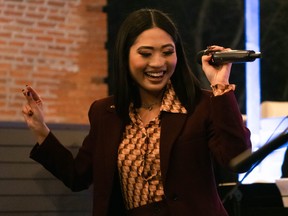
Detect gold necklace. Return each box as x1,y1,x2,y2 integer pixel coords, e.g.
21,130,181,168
141,102,159,111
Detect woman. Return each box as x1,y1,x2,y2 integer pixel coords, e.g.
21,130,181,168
22,8,251,216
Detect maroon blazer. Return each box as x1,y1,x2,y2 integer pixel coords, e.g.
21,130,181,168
30,90,251,216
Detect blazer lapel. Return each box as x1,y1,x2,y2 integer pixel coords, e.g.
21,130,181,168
102,105,124,180
160,112,188,185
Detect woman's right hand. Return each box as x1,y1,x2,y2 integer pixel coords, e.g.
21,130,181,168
22,85,50,144
201,45,232,86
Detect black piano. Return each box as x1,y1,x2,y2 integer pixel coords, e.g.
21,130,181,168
218,183,288,216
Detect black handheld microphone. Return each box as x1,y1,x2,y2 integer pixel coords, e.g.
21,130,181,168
196,49,261,65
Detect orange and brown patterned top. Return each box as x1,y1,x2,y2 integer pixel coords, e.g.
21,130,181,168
117,82,187,210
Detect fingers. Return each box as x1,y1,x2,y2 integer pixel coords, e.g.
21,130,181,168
203,45,231,56
205,45,231,51
206,45,224,52
26,86,42,102
201,45,232,85
202,45,232,67
22,85,43,118
22,85,42,105
22,104,33,117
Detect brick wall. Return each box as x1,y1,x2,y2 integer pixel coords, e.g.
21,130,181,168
0,0,108,124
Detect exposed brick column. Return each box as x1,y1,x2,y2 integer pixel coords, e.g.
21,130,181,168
0,0,108,124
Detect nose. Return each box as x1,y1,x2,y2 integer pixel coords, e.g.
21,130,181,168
149,53,165,68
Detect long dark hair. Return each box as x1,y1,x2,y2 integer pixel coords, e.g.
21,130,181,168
113,8,201,122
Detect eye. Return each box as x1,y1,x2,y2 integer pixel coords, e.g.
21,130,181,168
163,50,175,56
139,52,151,57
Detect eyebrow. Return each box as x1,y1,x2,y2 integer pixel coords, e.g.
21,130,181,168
137,44,175,50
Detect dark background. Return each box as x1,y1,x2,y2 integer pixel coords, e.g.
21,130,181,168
104,0,288,114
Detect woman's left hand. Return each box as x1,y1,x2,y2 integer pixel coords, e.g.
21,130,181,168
201,45,232,85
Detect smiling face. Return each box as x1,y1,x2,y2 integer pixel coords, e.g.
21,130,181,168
129,27,177,98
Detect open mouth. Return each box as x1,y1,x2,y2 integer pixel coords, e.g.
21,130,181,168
145,71,166,78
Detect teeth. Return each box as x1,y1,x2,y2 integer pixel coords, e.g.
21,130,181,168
146,71,164,77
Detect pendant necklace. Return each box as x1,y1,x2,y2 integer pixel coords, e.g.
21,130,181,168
141,102,159,111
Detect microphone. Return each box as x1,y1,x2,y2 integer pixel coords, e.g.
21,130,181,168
196,49,261,65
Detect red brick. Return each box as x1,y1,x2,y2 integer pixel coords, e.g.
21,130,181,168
26,0,45,4
0,32,12,38
35,35,54,42
26,27,44,34
22,49,40,56
37,21,57,28
9,41,25,47
46,30,65,37
26,12,45,19
0,17,12,23
14,33,33,40
47,15,66,22
47,1,65,7
0,63,12,70
4,10,23,17
55,38,74,44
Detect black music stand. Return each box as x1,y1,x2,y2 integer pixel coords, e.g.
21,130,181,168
219,130,288,216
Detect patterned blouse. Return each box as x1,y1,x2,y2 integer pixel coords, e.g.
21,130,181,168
117,82,187,209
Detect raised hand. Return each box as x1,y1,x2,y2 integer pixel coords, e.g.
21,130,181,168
22,85,50,144
201,45,232,86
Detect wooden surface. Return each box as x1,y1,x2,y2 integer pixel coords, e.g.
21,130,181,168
0,122,92,215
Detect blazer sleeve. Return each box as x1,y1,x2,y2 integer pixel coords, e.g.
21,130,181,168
207,91,252,169
30,101,100,192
